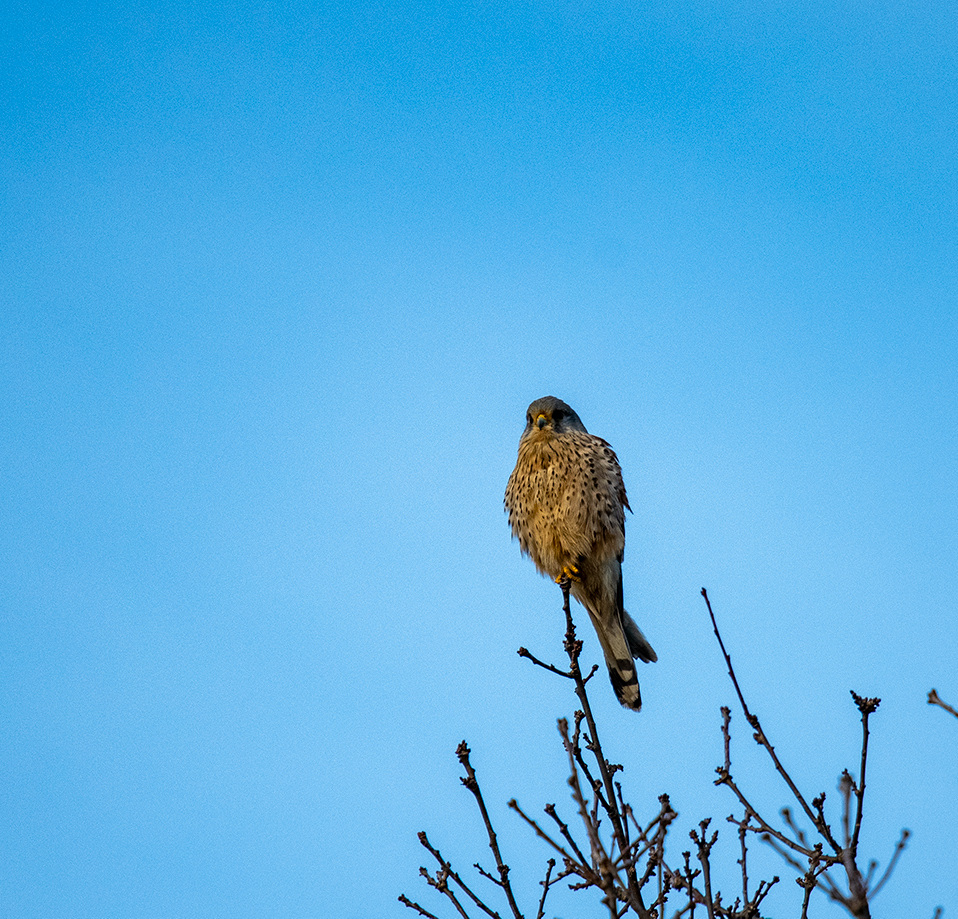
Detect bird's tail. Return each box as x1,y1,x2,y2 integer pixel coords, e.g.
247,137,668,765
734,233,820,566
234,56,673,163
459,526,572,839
584,606,655,711
623,610,657,664
571,562,657,711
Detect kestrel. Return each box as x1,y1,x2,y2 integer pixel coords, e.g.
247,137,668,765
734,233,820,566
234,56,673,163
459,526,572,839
504,396,657,711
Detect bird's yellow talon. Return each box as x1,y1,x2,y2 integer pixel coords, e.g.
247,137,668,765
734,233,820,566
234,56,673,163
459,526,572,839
555,564,581,583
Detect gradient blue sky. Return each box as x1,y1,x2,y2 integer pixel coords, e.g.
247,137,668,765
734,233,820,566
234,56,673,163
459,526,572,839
3,2,957,917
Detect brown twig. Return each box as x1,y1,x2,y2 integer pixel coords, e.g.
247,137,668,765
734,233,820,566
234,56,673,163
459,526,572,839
399,893,444,919
849,691,879,855
456,742,524,919
736,820,749,907
927,688,958,719
545,801,594,870
717,714,826,862
702,589,911,919
868,829,910,898
416,831,497,918
702,589,830,843
517,646,575,679
797,848,831,919
508,798,576,866
534,859,556,919
558,716,619,917
557,579,653,918
690,820,718,919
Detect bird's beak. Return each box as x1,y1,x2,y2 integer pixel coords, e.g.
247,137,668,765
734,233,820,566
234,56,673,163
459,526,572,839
536,414,547,429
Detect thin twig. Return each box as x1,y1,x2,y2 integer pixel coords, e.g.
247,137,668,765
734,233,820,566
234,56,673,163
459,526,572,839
518,646,574,679
559,580,652,919
418,831,501,919
508,799,576,866
718,771,815,858
869,829,910,898
798,849,830,919
737,821,749,906
690,821,718,919
850,691,879,854
544,801,594,870
702,588,829,843
535,859,556,919
558,716,618,918
927,689,958,718
780,806,811,850
457,742,524,919
399,893,444,919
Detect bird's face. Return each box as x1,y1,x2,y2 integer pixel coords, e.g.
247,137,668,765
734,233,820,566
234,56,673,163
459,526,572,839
520,396,587,442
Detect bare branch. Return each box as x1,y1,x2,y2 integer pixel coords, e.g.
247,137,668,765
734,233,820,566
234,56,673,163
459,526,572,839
508,799,576,865
690,820,718,919
702,589,831,842
797,848,831,919
544,801,593,870
702,590,913,919
409,587,909,919
399,893,444,919
558,579,653,919
456,743,523,919
927,688,958,719
849,691,879,854
737,820,749,906
418,831,501,919
868,829,910,898
558,716,618,917
517,646,574,679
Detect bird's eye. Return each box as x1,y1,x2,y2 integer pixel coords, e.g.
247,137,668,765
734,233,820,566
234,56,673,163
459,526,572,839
553,409,565,422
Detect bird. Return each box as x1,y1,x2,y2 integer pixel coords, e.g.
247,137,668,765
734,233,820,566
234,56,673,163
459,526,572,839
504,396,656,710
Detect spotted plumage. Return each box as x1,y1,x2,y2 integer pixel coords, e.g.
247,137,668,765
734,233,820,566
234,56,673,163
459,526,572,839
504,396,656,711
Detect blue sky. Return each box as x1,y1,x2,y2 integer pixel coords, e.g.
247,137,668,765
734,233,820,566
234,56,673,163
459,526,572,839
3,1,957,917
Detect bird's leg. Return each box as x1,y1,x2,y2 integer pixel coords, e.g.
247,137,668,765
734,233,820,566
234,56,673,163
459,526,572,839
555,563,581,583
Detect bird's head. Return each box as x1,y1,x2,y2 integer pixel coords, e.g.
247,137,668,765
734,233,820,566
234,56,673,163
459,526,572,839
520,396,588,442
